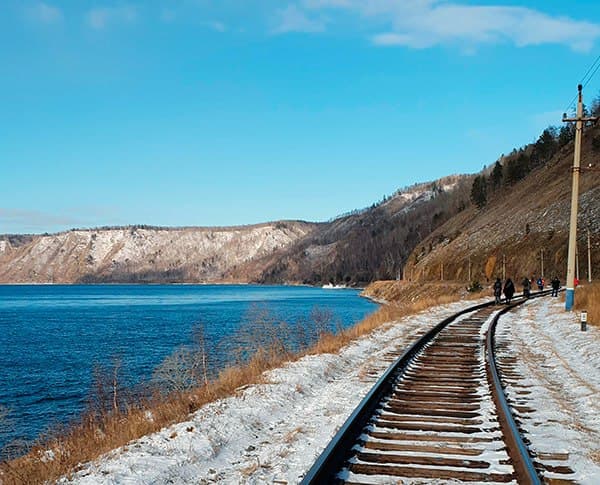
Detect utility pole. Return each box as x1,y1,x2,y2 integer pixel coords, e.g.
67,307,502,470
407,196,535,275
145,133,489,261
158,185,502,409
540,248,544,278
576,250,580,281
440,262,444,281
502,254,506,281
562,84,598,310
588,228,592,282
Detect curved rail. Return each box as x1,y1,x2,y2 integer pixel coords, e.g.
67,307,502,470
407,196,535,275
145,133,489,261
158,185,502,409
301,299,494,484
486,292,554,485
302,291,551,484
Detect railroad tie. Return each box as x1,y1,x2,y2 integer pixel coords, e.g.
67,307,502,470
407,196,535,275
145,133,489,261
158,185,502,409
344,307,515,483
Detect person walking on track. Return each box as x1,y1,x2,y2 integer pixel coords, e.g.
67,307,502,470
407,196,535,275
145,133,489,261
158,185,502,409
493,278,502,304
503,278,515,304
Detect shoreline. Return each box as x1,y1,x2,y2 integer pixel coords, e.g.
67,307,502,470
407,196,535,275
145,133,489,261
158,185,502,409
0,281,368,288
0,285,376,461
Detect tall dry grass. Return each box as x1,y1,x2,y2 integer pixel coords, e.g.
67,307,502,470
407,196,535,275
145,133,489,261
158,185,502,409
574,282,600,326
0,282,472,485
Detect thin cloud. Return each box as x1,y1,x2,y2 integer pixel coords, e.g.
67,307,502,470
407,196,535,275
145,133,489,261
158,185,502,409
273,4,326,34
302,0,600,52
86,5,138,30
25,2,63,25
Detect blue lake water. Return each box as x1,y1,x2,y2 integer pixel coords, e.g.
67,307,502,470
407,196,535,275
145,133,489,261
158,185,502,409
0,284,377,454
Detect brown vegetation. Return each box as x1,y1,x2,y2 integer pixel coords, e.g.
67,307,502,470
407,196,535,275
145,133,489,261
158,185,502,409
0,282,470,484
362,280,492,304
258,175,473,285
404,122,600,286
574,282,600,326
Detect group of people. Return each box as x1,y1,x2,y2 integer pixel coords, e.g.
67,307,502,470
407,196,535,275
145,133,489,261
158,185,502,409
493,275,561,304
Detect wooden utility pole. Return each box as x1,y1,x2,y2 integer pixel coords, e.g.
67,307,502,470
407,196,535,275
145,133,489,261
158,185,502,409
562,84,598,310
540,248,544,278
440,262,444,281
588,228,592,282
502,254,506,281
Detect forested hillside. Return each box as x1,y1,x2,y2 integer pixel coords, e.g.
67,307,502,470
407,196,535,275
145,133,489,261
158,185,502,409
258,105,600,286
255,176,473,285
1,105,599,285
403,118,600,284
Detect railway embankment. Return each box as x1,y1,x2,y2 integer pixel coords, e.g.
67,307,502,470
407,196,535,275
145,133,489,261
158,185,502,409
4,283,598,483
53,294,599,484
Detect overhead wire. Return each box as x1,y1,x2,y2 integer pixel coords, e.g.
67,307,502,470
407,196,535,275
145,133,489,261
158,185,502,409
565,52,600,112
583,59,600,89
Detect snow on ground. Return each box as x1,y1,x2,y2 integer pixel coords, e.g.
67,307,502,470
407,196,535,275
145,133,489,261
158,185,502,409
496,296,600,484
62,296,600,484
62,300,481,484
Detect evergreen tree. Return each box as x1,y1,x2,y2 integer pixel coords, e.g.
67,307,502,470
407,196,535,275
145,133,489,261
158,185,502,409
532,127,558,167
558,124,575,147
470,175,487,209
590,95,600,117
490,161,503,189
504,153,529,185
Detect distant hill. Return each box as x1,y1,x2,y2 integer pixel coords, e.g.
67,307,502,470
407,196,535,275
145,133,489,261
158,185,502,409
1,122,598,285
254,175,473,285
0,222,315,283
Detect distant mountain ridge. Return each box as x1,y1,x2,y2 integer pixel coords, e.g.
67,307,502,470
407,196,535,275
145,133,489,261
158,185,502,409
256,175,472,285
0,176,471,284
0,222,315,283
1,122,599,285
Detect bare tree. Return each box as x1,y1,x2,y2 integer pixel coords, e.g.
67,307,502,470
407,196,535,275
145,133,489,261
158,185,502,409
152,322,214,394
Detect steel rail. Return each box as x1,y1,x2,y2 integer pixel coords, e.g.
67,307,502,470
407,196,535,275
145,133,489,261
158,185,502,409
485,290,556,485
300,299,494,484
301,290,553,484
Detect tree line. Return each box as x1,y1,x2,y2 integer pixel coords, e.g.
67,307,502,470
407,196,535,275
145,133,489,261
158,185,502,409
471,90,600,210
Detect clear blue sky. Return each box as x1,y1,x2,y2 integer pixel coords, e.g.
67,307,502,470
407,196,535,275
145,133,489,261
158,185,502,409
2,1,600,233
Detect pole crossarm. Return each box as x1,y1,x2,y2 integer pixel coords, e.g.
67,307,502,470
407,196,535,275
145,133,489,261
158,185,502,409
562,116,598,123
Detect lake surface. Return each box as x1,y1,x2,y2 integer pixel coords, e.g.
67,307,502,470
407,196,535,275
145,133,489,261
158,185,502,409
0,284,377,455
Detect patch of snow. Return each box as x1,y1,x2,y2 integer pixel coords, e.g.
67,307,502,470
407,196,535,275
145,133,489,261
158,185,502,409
61,296,600,484
496,297,600,484
61,300,484,484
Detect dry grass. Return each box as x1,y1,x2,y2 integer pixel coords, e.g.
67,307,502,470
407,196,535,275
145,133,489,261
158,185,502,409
362,280,492,304
0,281,473,485
574,282,600,326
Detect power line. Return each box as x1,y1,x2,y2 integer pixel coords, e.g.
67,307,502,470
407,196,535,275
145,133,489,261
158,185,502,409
565,53,600,112
583,60,600,89
579,53,600,85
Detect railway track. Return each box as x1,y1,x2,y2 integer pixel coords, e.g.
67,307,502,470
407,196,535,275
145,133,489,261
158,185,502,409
302,295,550,484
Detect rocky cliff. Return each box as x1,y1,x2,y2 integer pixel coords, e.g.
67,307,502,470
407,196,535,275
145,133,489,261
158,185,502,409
0,222,315,283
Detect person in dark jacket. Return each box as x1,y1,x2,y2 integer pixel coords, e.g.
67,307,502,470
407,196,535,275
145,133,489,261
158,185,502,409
536,277,544,291
522,277,531,298
503,278,515,303
493,278,502,304
551,276,560,297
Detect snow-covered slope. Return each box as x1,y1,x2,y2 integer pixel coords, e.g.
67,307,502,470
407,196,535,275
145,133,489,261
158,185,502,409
61,300,474,484
496,297,600,483
61,297,600,484
0,222,315,283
